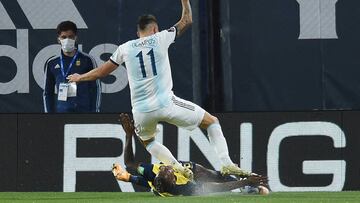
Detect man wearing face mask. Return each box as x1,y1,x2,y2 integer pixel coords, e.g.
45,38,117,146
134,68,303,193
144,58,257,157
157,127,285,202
43,21,101,113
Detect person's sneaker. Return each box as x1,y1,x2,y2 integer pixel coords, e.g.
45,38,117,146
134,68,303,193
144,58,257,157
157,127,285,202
112,163,130,182
221,164,251,177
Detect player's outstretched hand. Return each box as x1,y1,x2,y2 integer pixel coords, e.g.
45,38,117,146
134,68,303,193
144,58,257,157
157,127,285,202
67,73,81,82
119,113,135,137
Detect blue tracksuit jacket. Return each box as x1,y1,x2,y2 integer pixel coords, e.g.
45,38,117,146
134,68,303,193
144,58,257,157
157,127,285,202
43,50,101,113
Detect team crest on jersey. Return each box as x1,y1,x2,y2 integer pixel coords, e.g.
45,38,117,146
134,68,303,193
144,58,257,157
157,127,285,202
54,64,60,69
76,60,81,66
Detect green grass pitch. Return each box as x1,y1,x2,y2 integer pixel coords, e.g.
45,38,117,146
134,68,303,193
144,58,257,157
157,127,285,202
0,192,359,203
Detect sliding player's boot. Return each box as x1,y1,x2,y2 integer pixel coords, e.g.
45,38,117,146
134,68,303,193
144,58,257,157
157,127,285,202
220,164,251,178
112,163,130,182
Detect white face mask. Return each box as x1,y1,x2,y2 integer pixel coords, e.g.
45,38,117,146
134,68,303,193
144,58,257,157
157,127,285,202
59,38,76,53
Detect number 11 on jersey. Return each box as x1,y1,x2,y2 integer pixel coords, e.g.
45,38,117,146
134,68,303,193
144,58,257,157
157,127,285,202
136,48,157,78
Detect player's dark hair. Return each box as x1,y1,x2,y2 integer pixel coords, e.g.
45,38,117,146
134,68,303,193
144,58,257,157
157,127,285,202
137,14,158,31
57,21,78,35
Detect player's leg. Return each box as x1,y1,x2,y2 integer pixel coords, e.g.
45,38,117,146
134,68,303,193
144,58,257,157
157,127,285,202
200,112,251,177
179,161,232,182
199,112,233,166
192,163,237,183
133,110,191,179
145,139,193,179
166,95,250,177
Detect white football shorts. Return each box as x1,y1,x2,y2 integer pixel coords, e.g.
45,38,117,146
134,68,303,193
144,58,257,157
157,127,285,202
133,95,206,141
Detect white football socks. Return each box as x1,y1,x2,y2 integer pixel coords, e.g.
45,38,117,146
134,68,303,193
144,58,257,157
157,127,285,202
146,140,184,171
207,123,234,166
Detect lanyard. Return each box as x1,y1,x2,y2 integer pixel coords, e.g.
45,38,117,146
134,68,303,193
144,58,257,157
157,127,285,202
60,51,79,79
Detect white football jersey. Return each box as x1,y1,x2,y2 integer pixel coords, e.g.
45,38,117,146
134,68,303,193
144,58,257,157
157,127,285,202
110,27,177,112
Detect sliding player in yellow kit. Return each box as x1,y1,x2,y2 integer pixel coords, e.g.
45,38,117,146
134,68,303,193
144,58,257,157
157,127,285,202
111,114,269,197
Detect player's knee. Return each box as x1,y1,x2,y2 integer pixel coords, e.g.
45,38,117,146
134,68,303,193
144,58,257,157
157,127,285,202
200,113,220,129
207,115,219,126
210,115,219,124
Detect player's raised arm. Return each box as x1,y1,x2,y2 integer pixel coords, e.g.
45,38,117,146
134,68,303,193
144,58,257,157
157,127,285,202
174,0,192,37
67,60,118,82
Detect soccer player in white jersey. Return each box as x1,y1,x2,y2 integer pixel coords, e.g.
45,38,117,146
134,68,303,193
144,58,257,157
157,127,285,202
68,0,251,179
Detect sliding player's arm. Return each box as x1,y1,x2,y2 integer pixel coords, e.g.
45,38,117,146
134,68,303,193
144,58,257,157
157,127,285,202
199,176,268,194
120,113,141,169
174,0,192,37
112,163,149,188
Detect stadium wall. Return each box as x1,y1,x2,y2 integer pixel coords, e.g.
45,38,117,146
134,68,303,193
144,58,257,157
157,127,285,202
220,0,360,111
0,112,358,192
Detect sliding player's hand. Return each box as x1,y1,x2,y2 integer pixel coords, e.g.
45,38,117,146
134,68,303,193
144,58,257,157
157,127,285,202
119,113,135,137
250,173,269,187
246,175,268,187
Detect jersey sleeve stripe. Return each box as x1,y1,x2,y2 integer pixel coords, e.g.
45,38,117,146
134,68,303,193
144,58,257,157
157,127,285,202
173,26,178,41
43,55,56,113
168,26,178,42
110,58,119,66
